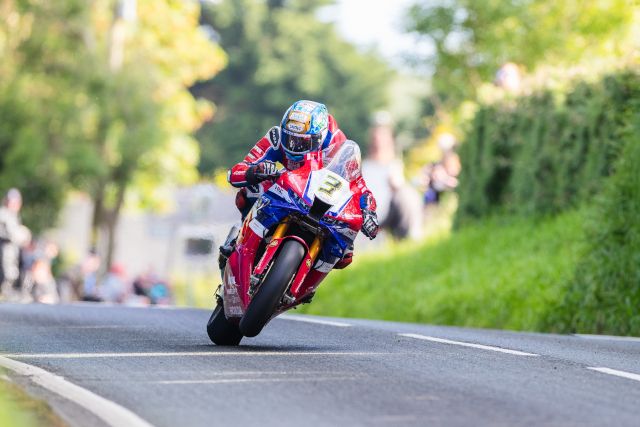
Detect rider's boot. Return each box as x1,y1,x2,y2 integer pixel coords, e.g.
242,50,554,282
334,245,354,269
218,222,241,271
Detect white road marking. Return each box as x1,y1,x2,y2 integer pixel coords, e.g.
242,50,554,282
399,333,539,356
2,351,389,359
575,334,640,342
280,315,352,327
0,355,153,427
588,367,640,382
153,376,361,385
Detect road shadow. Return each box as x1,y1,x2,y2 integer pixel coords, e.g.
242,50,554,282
183,343,338,353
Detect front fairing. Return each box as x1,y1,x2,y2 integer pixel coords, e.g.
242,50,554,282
255,163,362,259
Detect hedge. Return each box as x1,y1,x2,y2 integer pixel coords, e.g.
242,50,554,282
456,70,640,224
548,111,640,335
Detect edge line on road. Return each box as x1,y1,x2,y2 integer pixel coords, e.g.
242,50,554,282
575,334,640,342
280,315,352,327
587,367,640,382
399,333,540,356
2,351,389,359
0,355,154,427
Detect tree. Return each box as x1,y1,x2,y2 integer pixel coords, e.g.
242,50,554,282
194,0,392,173
0,0,227,268
407,0,636,108
79,0,227,267
0,0,90,232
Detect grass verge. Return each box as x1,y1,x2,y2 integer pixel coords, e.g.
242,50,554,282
300,209,586,331
0,371,66,427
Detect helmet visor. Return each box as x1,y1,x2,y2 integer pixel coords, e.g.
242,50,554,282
282,133,319,154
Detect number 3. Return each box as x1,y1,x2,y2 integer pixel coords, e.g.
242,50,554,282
318,175,342,196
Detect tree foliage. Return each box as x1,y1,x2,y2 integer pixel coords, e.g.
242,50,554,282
0,0,226,264
0,0,89,232
407,0,636,107
195,0,392,172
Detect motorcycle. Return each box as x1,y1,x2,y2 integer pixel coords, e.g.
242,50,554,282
207,140,366,345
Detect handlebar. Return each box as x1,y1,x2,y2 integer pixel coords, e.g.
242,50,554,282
255,169,284,182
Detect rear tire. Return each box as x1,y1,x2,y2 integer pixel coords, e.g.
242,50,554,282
207,301,243,346
239,240,305,337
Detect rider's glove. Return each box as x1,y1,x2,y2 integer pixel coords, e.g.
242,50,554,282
247,161,279,184
361,209,379,240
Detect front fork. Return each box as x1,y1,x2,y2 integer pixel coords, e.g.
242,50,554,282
250,217,324,301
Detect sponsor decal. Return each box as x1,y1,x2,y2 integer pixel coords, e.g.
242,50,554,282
286,121,306,133
269,240,278,247
232,170,244,176
295,101,316,112
268,127,280,148
228,305,243,316
289,111,310,123
305,259,312,268
268,184,290,202
284,159,303,170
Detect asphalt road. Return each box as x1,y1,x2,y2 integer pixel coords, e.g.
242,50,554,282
1,303,640,427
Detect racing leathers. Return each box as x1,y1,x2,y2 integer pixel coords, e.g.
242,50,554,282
224,115,378,274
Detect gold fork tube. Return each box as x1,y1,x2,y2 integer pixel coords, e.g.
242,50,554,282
272,219,290,239
308,236,322,262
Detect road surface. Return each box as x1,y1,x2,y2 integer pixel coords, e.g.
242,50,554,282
1,303,639,426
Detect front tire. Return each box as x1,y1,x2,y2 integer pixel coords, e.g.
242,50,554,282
207,301,243,346
239,240,305,337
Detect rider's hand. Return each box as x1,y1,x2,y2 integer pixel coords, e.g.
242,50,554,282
248,161,279,183
361,209,379,240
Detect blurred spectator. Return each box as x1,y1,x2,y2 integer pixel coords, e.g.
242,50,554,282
382,166,423,240
100,263,127,303
81,250,102,302
423,133,461,205
30,241,60,304
495,62,522,93
131,269,172,305
0,189,31,301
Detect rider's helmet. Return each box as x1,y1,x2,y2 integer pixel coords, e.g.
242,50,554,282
280,100,329,162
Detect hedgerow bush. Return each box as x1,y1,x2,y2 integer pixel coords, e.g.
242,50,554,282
456,70,640,224
548,117,640,335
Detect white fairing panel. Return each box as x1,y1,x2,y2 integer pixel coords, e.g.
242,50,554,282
305,169,352,215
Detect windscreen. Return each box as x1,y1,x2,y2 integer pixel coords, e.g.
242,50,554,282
324,140,362,182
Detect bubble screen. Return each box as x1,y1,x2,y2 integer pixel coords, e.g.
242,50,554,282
324,140,362,182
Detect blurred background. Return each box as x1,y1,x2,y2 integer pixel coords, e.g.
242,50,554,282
0,0,638,335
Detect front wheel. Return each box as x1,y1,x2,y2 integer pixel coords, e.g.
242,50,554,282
207,301,243,346
239,239,305,337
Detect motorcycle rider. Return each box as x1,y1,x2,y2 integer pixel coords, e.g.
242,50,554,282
219,100,379,273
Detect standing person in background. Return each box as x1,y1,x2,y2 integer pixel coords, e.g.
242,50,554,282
0,189,31,301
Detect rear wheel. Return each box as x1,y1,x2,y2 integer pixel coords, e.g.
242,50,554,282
207,300,243,346
239,240,305,337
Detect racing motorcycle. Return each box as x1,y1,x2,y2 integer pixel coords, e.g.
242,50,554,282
207,140,365,345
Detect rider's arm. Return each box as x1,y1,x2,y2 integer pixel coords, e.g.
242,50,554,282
355,176,377,212
355,175,379,240
227,127,282,188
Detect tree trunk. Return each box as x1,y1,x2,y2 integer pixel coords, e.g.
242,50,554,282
90,181,106,251
104,181,127,271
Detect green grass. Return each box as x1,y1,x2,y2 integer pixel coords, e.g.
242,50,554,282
300,209,587,331
0,373,65,427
